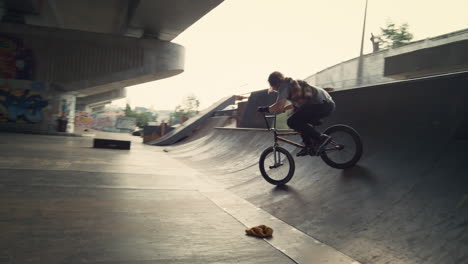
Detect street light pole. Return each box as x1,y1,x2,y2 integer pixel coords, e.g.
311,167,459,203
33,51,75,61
356,0,368,86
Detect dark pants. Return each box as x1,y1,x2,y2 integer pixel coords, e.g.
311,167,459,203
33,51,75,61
287,101,335,145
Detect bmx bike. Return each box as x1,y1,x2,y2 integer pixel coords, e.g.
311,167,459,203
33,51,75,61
259,114,363,185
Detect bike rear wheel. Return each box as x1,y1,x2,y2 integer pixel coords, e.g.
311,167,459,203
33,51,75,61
259,146,295,185
320,125,363,169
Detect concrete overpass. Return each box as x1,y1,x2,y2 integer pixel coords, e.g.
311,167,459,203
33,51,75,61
0,0,224,133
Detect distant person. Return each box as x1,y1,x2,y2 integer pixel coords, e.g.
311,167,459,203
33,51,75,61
257,71,335,156
370,33,380,52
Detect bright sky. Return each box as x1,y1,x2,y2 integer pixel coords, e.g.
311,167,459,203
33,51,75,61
115,0,468,110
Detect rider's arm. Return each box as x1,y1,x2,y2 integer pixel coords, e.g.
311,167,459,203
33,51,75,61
284,104,294,111
268,98,287,114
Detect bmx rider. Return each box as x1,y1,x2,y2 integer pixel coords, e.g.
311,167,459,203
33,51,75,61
257,71,336,156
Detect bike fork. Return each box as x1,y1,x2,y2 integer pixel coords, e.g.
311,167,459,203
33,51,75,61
273,144,280,165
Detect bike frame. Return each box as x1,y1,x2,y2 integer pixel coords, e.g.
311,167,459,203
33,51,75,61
262,114,342,153
263,114,304,148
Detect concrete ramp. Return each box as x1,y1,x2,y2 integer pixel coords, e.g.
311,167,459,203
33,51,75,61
147,95,235,146
165,72,468,264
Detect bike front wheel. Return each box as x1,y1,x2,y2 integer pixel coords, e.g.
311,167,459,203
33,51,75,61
259,146,295,185
320,125,363,169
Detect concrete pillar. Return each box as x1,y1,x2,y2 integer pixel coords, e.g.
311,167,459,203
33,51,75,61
58,93,76,133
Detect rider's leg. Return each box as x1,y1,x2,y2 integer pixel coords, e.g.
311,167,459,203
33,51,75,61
313,102,335,153
288,102,335,155
287,103,327,140
287,105,323,156
296,132,314,156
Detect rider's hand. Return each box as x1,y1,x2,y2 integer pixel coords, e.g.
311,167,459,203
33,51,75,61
257,106,270,113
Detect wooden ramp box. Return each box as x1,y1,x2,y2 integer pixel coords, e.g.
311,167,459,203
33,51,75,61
93,138,131,150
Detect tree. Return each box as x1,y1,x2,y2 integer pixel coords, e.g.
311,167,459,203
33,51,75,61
182,95,200,114
169,95,200,125
375,21,413,49
135,112,155,127
124,104,157,127
124,104,133,116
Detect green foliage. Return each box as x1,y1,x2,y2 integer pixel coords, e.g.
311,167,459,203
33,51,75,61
136,112,157,127
124,104,133,116
377,21,414,49
124,104,158,127
169,95,200,125
169,108,182,126
182,95,200,114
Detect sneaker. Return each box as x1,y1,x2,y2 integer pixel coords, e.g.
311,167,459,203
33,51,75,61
296,147,310,157
308,144,317,156
316,134,332,155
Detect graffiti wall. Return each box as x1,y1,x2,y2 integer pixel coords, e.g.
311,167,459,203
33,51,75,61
0,35,79,134
0,79,78,134
75,111,93,128
0,35,52,133
76,111,136,133
93,115,115,131
91,113,119,132
0,79,49,124
116,116,136,131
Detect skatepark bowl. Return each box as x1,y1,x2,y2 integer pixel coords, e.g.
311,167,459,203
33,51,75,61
0,72,467,264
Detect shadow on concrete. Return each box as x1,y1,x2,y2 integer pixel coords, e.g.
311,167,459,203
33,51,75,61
340,165,378,185
272,184,295,193
270,184,308,207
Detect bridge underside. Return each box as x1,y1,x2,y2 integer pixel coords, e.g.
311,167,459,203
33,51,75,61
0,0,224,133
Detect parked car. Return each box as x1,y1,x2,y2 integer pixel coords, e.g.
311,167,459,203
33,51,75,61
131,128,142,136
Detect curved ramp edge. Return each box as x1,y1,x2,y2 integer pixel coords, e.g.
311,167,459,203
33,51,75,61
167,72,468,264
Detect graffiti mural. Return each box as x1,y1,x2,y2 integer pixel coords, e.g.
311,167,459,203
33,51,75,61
93,115,115,131
91,112,133,132
0,34,40,124
0,35,34,80
0,85,49,123
116,116,136,130
75,111,93,128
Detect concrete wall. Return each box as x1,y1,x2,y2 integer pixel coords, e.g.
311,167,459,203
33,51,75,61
305,29,468,89
384,39,468,79
88,113,136,133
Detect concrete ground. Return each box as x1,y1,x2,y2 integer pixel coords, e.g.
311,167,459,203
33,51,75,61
0,132,357,264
